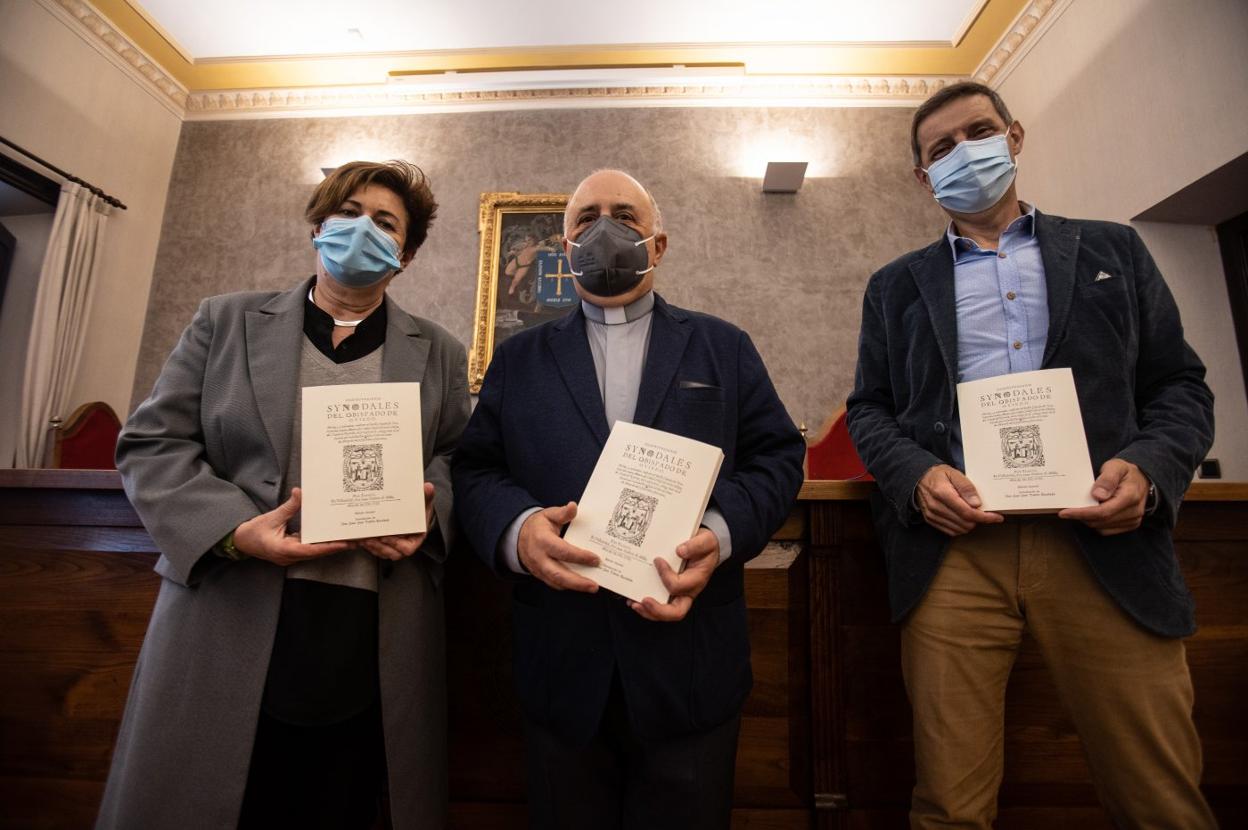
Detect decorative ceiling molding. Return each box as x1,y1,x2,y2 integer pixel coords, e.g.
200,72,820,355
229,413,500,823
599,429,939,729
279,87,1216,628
43,0,1074,122
973,0,1073,87
183,76,963,120
38,0,188,117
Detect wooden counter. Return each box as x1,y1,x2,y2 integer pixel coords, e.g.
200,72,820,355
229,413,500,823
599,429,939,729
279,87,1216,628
0,470,1244,828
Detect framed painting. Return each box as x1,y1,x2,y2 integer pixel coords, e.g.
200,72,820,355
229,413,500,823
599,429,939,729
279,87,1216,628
469,191,575,392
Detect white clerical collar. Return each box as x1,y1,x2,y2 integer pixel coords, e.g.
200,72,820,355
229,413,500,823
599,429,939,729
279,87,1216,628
581,291,655,326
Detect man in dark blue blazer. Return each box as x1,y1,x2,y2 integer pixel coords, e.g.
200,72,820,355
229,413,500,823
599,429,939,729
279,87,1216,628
453,170,805,829
847,82,1217,829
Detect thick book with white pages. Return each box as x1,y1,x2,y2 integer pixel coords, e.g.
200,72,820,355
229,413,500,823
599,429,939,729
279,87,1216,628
300,382,425,543
564,421,724,603
956,368,1097,513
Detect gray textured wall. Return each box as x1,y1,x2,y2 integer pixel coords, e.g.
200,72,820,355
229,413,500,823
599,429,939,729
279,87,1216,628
133,106,945,431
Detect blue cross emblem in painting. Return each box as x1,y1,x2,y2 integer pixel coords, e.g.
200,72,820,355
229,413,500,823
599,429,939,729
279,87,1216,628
534,251,577,308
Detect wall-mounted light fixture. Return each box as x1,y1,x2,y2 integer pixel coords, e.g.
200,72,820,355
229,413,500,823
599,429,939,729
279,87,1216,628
763,161,808,193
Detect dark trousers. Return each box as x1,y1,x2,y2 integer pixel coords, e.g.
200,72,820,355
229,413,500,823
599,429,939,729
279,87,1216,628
238,701,386,830
522,674,741,830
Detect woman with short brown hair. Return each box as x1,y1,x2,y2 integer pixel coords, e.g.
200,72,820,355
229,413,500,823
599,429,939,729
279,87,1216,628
98,160,469,829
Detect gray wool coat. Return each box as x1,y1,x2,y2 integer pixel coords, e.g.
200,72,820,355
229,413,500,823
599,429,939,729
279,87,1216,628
96,279,470,830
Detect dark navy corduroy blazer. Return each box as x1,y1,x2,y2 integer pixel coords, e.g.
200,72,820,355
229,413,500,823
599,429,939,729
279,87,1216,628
452,294,805,743
847,211,1214,638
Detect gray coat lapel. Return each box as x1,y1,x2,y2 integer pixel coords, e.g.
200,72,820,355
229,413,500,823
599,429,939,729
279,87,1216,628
1037,211,1082,366
909,241,960,392
380,296,433,466
632,297,691,428
244,282,307,471
548,308,610,445
380,294,430,385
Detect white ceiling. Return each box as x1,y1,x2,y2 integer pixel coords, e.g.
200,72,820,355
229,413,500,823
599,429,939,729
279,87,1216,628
136,0,985,61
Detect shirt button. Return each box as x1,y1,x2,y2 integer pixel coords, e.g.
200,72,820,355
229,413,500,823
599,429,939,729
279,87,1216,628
1013,340,1023,350
1006,291,1017,300
934,421,946,435
998,252,1007,259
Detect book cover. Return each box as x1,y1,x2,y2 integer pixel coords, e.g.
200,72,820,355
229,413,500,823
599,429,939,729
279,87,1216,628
956,368,1097,513
300,382,425,543
564,422,724,603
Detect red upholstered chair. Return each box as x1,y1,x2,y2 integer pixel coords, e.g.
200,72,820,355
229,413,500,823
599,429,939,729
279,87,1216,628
804,404,873,481
47,401,121,469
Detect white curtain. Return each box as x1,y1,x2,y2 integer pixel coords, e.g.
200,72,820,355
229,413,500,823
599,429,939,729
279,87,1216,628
15,183,112,467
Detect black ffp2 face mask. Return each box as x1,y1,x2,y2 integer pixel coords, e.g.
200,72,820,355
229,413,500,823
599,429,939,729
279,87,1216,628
567,216,654,297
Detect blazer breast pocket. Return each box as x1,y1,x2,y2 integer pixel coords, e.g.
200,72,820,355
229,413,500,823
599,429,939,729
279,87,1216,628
1077,273,1125,293
676,380,725,402
1075,271,1130,314
1071,280,1131,355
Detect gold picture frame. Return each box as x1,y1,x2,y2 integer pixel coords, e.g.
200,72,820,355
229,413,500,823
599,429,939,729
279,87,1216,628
469,191,572,393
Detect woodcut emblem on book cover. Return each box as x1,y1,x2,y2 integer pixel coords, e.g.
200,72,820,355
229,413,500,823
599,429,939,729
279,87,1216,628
1000,425,1045,469
606,489,658,546
343,444,385,491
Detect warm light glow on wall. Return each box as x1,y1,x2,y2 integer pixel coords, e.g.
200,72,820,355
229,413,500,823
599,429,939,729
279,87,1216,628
735,130,839,179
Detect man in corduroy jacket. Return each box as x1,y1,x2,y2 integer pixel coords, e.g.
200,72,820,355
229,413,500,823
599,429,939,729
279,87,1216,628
847,81,1217,829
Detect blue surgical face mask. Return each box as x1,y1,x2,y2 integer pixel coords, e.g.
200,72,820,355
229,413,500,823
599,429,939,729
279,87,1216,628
924,132,1017,214
313,215,403,288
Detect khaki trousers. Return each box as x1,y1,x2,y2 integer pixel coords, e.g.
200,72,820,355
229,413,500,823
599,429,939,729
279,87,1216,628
902,518,1216,829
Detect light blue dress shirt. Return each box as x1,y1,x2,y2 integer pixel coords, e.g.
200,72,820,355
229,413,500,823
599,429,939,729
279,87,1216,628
949,206,1049,467
501,291,732,574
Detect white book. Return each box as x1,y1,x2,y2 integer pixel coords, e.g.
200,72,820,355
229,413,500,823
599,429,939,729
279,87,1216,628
564,422,725,603
300,382,425,543
956,368,1097,513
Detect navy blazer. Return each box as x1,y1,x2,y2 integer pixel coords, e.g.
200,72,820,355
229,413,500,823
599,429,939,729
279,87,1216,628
452,294,805,743
846,212,1214,638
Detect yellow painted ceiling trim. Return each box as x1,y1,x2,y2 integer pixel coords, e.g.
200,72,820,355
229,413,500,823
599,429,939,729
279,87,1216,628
119,0,193,63
91,0,1028,91
88,0,192,82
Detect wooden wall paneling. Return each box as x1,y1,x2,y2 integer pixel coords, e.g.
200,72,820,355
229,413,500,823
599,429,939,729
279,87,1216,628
3,472,1246,830
0,476,158,830
807,502,847,828
1176,506,1248,821
741,542,812,810
785,543,813,816
0,489,143,528
729,808,815,828
834,499,910,816
1174,501,1248,541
